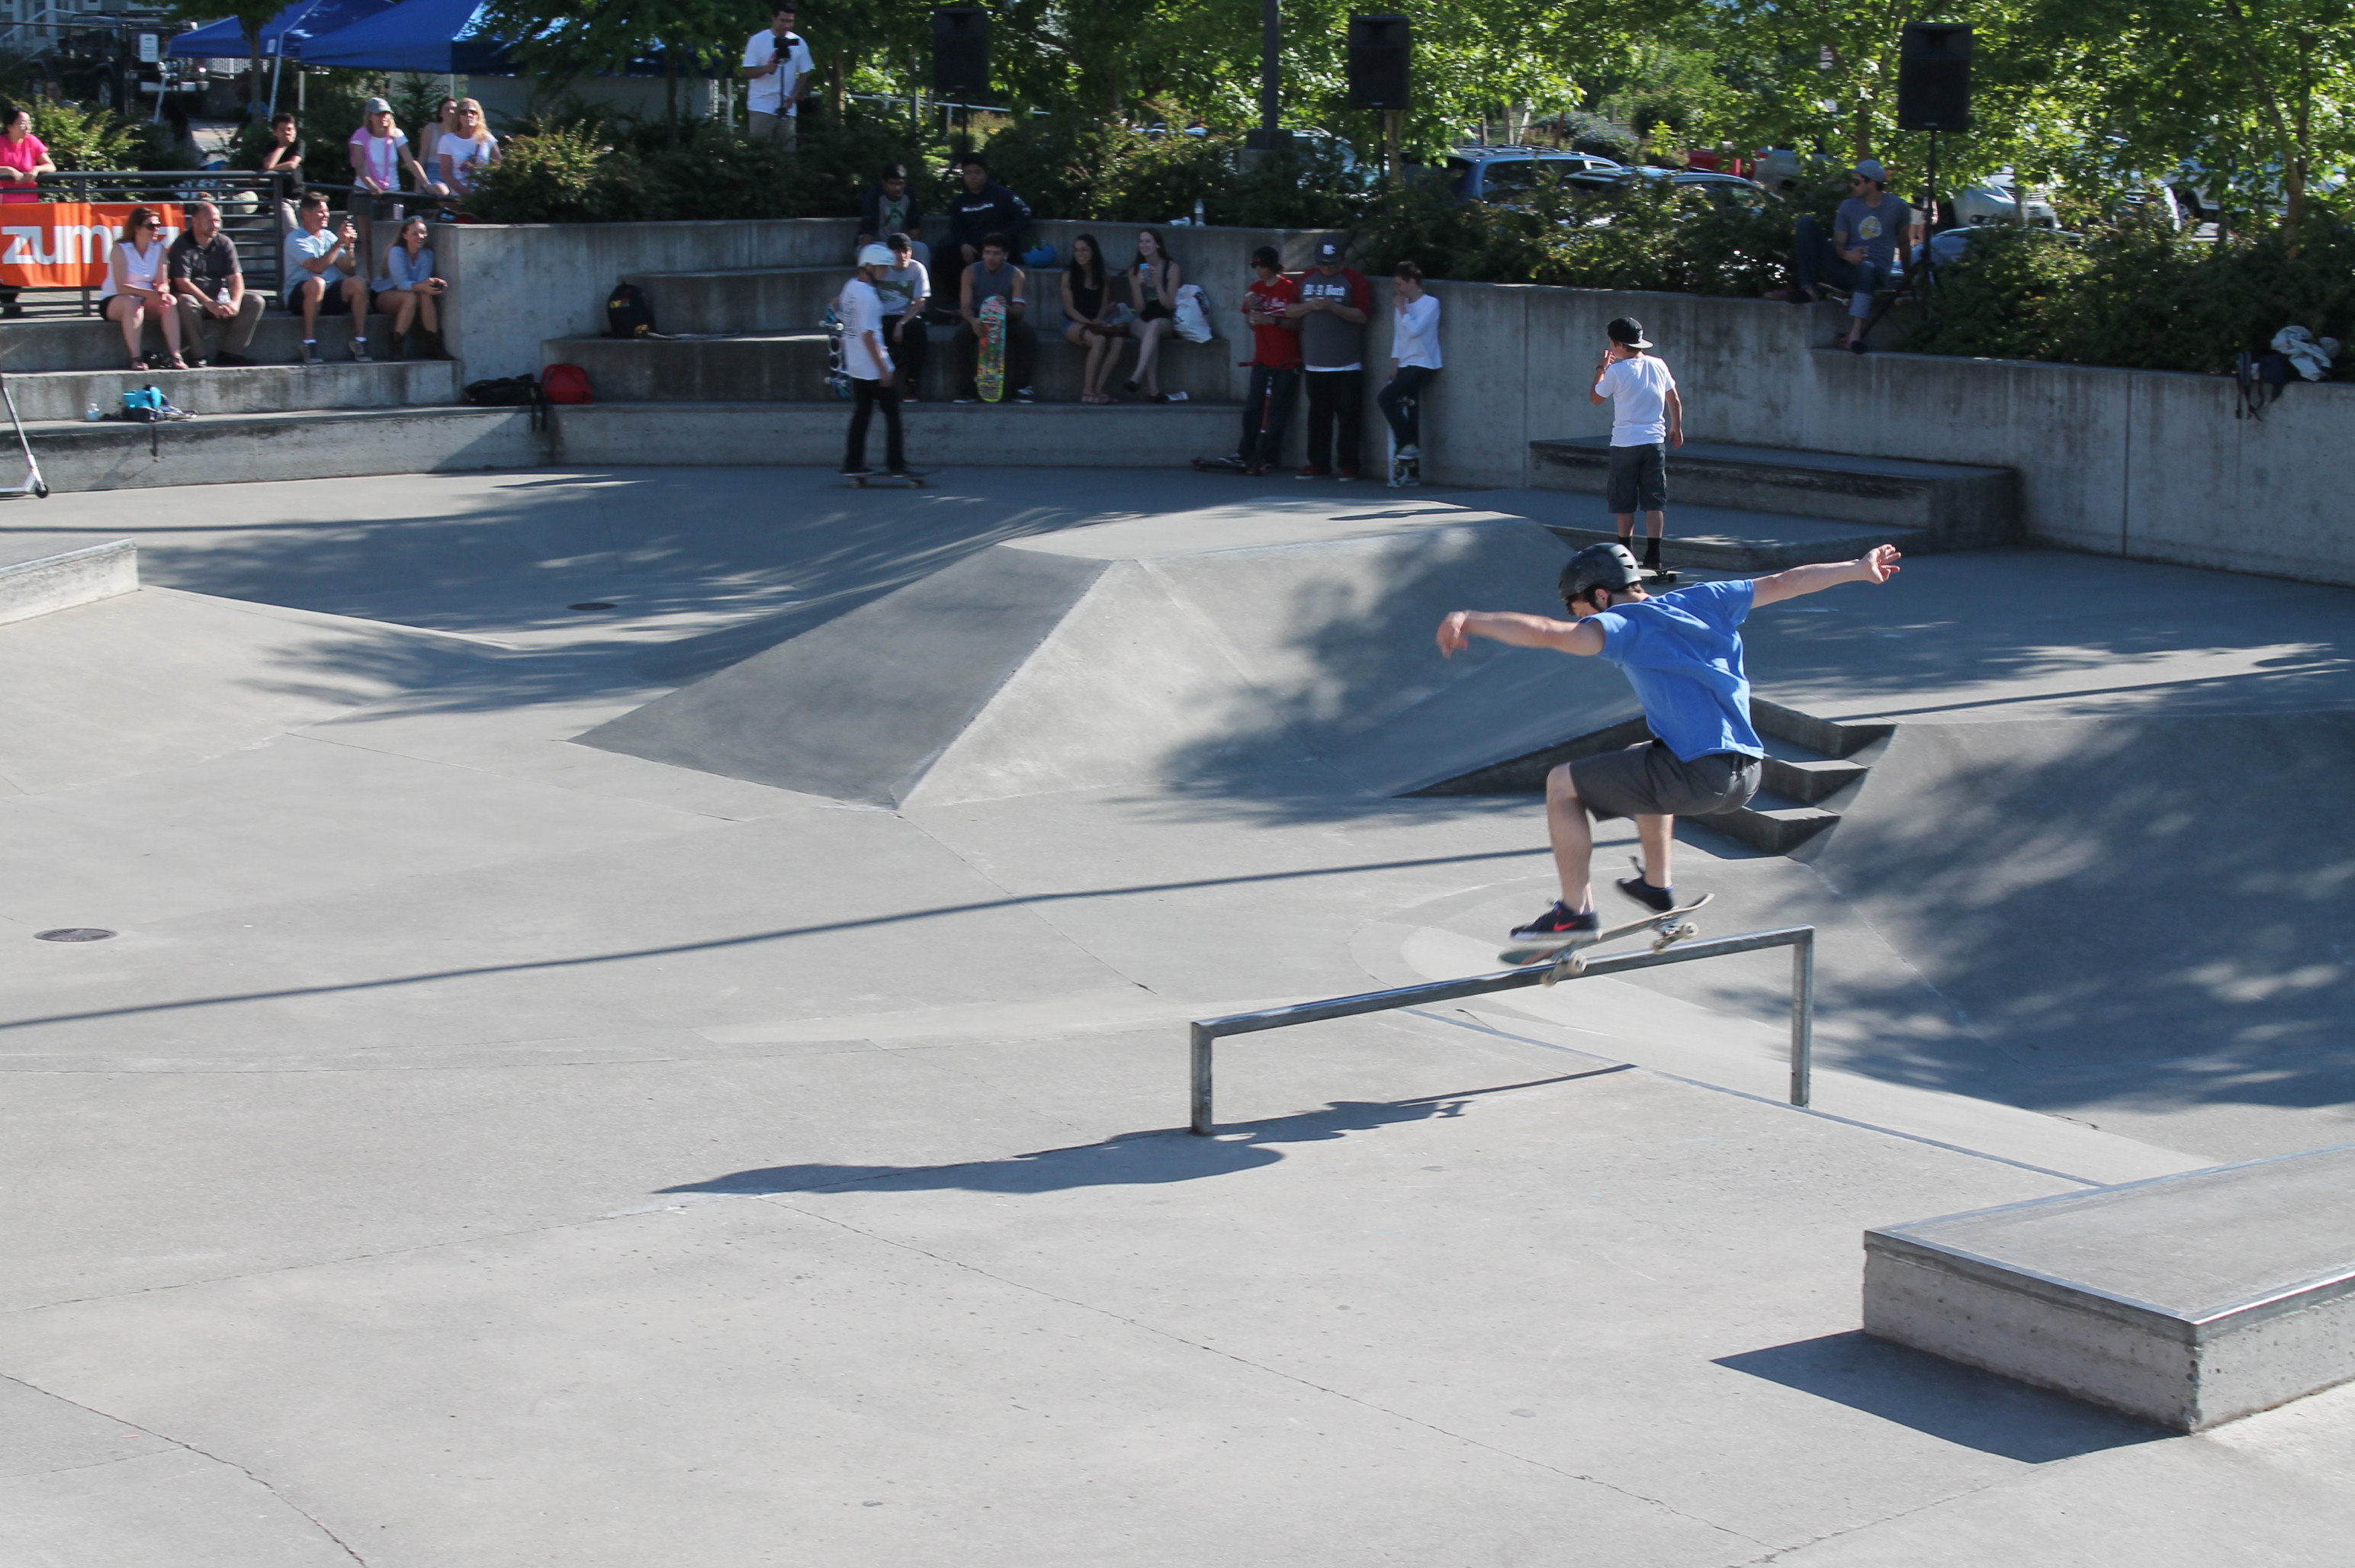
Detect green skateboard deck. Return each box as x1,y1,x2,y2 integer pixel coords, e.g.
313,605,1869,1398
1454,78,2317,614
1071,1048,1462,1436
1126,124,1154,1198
977,296,1007,403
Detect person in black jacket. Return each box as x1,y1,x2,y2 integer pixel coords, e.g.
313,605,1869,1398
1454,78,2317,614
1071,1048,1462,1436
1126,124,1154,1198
857,165,928,265
943,154,1031,267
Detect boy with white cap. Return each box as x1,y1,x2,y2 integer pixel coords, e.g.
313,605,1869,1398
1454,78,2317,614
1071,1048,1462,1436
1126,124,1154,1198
1590,315,1681,577
840,244,908,477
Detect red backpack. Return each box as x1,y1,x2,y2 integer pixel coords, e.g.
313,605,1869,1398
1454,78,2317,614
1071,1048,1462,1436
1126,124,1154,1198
541,363,593,404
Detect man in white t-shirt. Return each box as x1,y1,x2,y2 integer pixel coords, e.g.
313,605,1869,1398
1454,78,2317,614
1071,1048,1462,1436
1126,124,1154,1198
840,244,906,477
1589,316,1683,576
741,5,814,149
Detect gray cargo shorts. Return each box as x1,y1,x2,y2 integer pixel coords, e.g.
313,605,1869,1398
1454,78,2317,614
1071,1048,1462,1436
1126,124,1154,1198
1566,740,1761,821
1606,441,1668,513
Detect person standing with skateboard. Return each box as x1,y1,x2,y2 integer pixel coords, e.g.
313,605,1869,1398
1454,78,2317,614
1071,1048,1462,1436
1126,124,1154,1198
1592,316,1681,579
1200,246,1302,474
1435,540,1903,952
840,244,908,479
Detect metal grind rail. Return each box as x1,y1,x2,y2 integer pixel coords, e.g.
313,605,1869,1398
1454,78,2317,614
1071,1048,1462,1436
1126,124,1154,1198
1188,925,1816,1135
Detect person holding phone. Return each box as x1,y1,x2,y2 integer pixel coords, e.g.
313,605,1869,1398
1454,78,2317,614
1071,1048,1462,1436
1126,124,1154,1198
371,216,450,359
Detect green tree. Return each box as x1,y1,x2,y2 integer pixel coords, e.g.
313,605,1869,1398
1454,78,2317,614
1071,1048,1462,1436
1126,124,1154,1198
480,0,746,130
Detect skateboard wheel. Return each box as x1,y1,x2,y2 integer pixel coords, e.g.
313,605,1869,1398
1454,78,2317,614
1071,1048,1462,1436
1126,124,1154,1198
1675,922,1698,940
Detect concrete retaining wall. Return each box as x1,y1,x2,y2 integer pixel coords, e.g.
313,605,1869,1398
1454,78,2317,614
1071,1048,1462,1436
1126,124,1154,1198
440,216,2353,585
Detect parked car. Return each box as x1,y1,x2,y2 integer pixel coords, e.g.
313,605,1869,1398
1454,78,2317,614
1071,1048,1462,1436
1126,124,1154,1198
1952,169,2061,228
1447,148,1625,202
1629,165,1769,210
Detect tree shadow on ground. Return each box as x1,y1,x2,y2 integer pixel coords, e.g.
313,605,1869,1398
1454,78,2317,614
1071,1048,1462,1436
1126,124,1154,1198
658,1069,1629,1199
1716,1331,2167,1463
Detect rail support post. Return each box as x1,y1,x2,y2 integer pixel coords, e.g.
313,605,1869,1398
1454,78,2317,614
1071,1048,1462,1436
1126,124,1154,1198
1790,928,1815,1108
1190,1021,1216,1137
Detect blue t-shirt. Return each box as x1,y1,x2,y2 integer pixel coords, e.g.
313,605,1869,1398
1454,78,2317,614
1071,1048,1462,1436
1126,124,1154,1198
1590,579,1764,760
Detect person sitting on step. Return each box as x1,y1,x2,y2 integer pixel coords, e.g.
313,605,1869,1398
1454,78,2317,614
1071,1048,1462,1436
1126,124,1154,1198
370,216,450,359
167,200,264,367
281,193,370,365
953,233,1034,404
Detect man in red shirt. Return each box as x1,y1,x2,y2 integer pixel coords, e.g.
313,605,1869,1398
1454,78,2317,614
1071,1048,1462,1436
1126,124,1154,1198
1221,245,1303,475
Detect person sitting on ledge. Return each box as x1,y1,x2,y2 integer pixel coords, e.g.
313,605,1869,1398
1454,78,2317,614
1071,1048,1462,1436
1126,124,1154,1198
167,200,264,367
371,216,450,359
1772,157,1921,349
858,165,929,267
953,233,1034,404
944,153,1030,268
282,193,370,366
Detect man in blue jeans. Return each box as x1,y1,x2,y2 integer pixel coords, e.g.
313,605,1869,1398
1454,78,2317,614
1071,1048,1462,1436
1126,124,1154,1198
1436,539,1904,951
1784,159,1923,349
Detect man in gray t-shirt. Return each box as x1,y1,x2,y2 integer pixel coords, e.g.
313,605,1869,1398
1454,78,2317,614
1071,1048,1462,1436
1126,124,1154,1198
1786,157,1921,348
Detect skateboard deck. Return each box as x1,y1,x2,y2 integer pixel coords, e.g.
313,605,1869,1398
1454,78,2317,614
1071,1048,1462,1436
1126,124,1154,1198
1387,448,1420,487
846,469,932,489
976,296,1007,403
1496,892,1714,969
1640,566,1680,585
1191,455,1251,473
821,301,851,400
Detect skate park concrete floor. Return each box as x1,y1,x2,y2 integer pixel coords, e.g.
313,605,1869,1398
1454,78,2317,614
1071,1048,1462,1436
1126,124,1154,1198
2,465,2353,1566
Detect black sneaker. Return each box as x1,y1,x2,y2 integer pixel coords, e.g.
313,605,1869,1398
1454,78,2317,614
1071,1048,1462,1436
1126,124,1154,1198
1508,901,1600,948
1014,387,1035,403
1616,875,1676,914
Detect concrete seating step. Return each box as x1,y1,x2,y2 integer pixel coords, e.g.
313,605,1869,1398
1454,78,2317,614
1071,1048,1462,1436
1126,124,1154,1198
544,327,1235,407
25,404,541,493
1866,1142,2355,1431
1529,435,2016,549
0,532,136,626
5,358,461,421
1697,792,1842,854
1534,493,1929,573
625,265,845,336
1758,735,1868,804
1,311,439,374
1750,696,1894,760
547,400,1248,471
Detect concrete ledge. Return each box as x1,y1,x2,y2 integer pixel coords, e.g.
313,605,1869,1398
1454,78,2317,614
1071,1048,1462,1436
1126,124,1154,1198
1531,436,2018,550
8,360,461,421
550,400,1245,468
546,329,1235,406
29,406,544,492
0,532,137,625
1,311,432,374
1541,516,1928,570
1865,1142,2355,1431
625,265,842,336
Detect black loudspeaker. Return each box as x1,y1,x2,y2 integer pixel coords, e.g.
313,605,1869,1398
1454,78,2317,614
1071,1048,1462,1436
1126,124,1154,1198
1346,15,1410,111
1897,23,1972,132
932,8,989,101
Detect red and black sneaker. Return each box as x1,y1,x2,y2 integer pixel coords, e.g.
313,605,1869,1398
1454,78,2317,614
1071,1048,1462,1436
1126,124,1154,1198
1508,901,1601,949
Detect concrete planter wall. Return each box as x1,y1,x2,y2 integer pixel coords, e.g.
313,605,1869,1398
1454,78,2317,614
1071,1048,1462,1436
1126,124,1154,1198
436,214,2354,586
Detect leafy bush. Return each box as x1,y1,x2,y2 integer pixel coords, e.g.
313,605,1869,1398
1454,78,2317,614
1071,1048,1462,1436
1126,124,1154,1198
975,115,1373,227
978,112,1141,221
1355,175,1792,297
1901,214,2355,374
465,113,920,223
29,101,138,171
463,119,623,223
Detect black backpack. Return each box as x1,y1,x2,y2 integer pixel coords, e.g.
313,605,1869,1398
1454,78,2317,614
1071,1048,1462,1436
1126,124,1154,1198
606,281,658,339
464,374,541,406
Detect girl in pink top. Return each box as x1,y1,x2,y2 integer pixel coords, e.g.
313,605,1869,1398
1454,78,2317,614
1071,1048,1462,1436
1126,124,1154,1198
0,107,52,316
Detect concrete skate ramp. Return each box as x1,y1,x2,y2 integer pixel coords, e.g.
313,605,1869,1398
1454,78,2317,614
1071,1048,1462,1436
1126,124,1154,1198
1809,711,2355,1117
582,500,1628,807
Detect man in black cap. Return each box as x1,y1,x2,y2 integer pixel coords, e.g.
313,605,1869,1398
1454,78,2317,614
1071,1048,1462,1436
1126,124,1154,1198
1590,316,1681,576
1436,540,1903,953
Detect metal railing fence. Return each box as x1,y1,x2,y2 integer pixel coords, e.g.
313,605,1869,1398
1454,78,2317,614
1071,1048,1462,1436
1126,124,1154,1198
1187,925,1817,1135
6,169,294,315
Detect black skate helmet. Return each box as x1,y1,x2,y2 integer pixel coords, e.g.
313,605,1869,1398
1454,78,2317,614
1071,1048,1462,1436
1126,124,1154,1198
1560,542,1643,606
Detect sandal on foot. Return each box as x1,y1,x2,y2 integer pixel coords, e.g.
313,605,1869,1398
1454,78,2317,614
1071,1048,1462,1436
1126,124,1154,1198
127,356,148,371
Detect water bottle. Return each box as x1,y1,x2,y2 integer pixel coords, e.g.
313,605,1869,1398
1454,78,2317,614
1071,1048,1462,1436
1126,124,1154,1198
83,401,101,422
1193,198,1206,227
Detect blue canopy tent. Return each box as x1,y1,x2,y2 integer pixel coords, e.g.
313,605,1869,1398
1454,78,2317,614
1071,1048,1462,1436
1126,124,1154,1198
293,0,518,75
166,0,401,62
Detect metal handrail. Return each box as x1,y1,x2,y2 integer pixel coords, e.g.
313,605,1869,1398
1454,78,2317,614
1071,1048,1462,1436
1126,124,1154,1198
1188,925,1817,1134
7,169,296,312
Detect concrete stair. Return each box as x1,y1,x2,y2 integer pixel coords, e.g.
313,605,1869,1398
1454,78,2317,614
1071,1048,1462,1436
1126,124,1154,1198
2,311,445,374
6,360,461,422
626,265,844,336
1538,498,1927,574
1406,696,1892,859
23,405,542,492
546,327,1236,407
1529,436,2016,554
547,400,1249,469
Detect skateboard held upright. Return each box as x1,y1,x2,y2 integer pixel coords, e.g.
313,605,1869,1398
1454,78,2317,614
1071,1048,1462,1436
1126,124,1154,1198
820,301,852,400
976,296,1007,403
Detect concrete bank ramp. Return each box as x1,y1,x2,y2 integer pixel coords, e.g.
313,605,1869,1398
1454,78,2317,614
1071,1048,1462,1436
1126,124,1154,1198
581,498,1631,807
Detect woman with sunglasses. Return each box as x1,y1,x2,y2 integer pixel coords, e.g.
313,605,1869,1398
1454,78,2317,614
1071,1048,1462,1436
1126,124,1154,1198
98,207,185,371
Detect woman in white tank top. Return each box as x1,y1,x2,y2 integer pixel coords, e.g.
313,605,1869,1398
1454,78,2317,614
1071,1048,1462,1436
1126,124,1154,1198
98,205,184,370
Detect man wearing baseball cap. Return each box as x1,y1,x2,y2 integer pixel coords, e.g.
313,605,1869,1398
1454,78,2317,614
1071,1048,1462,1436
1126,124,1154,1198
1291,236,1372,480
1589,316,1681,577
839,244,908,477
1781,158,1921,348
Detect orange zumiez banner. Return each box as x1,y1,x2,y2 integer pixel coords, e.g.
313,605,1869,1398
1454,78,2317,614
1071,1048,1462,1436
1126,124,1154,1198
0,203,183,289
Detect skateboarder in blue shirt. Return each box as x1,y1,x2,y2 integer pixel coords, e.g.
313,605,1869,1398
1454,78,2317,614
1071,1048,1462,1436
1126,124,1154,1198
1437,539,1903,949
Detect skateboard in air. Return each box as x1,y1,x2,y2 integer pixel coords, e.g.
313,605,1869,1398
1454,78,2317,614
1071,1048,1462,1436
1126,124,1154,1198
844,469,933,489
975,295,1007,403
820,300,851,400
1496,892,1714,972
